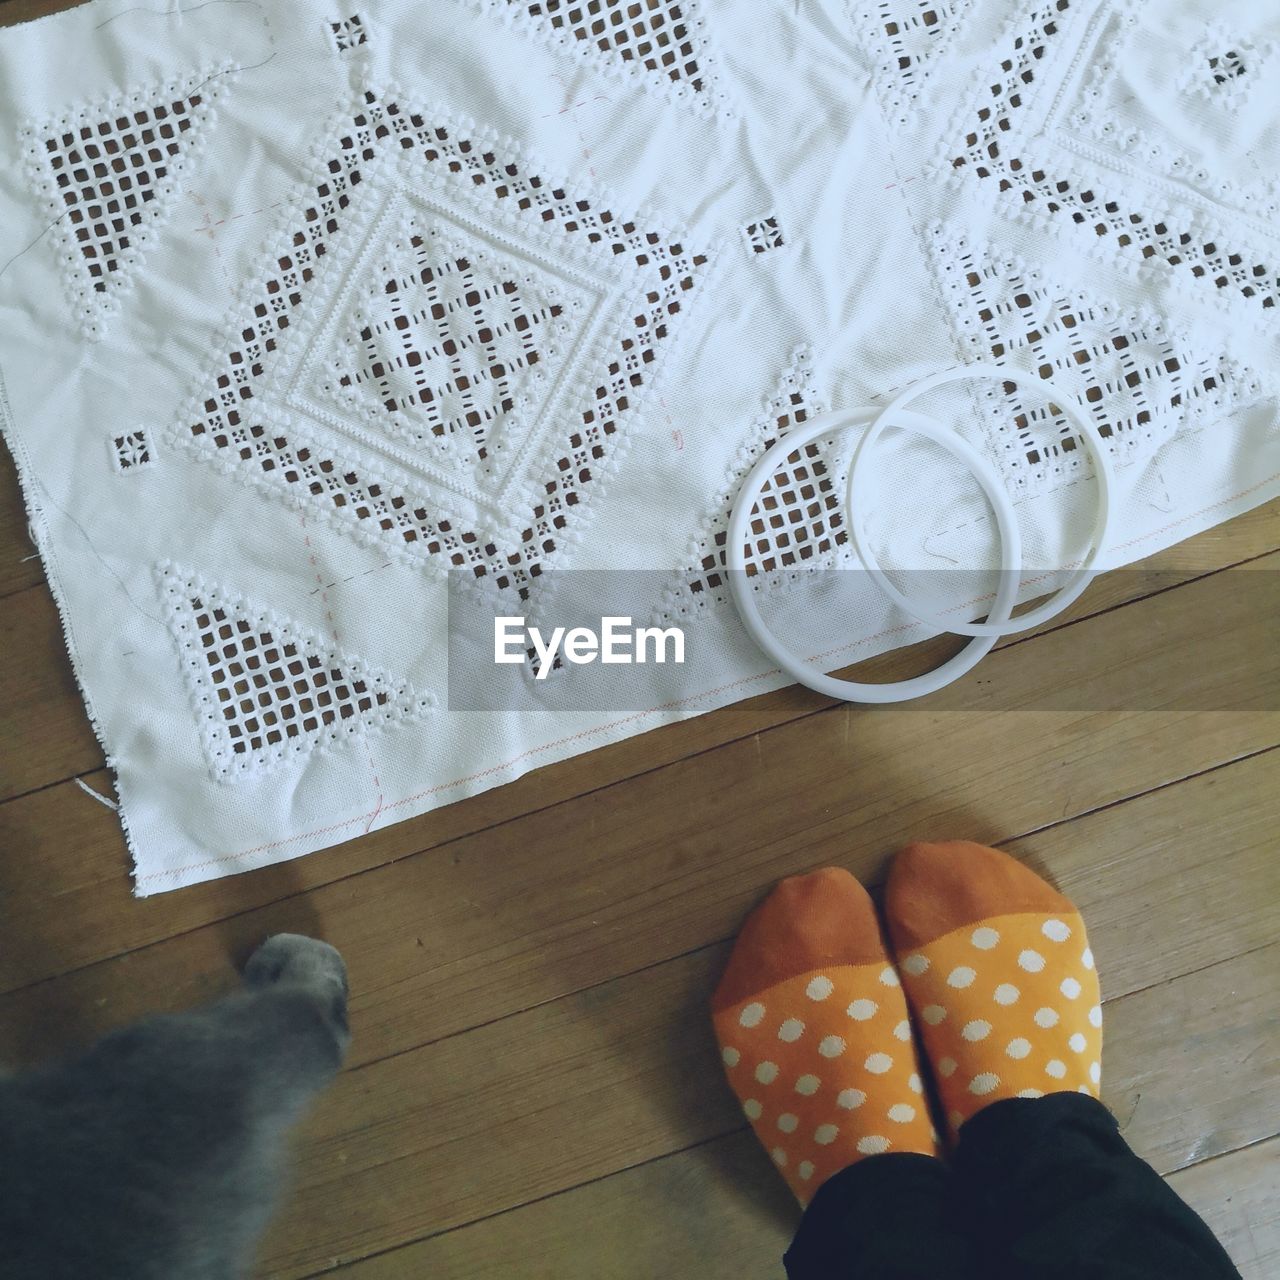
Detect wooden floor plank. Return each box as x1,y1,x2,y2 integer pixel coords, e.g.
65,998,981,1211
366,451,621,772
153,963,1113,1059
2,737,1274,1077
0,449,43,599
0,0,85,28
1033,750,1280,1001
326,1129,795,1280
3,748,1273,1275
1170,1139,1280,1280
2,499,1277,806
325,1128,1280,1280
256,937,1279,1277
0,588,104,798
0,560,1275,1032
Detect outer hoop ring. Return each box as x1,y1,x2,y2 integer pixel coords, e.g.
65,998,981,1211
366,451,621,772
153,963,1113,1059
846,363,1116,637
726,406,1022,704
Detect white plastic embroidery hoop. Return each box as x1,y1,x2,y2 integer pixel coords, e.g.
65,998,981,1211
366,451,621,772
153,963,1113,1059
846,364,1116,637
726,406,1022,704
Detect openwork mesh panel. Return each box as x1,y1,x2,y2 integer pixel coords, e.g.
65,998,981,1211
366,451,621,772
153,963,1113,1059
160,567,427,778
858,0,973,125
525,0,706,89
184,92,708,599
665,347,843,620
42,91,203,290
333,222,564,457
934,235,1257,490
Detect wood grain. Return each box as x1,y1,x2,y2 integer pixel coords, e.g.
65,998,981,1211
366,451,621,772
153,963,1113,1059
1172,1139,1280,1280
325,1128,1280,1280
256,938,1279,1276
0,449,43,599
0,483,1274,1280
2,747,1274,1276
0,0,86,27
2,739,1274,1072
0,588,104,798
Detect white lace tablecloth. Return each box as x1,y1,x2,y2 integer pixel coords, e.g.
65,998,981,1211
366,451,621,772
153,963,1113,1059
1,0,1276,892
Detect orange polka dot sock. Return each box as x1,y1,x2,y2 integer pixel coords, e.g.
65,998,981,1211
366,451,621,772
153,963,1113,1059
884,840,1102,1140
711,868,938,1204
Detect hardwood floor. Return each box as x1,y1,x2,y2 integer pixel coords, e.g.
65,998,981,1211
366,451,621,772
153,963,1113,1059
1,2,1278,1272
2,419,1276,1277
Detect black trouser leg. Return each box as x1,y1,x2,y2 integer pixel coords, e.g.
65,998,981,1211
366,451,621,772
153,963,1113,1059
954,1093,1242,1279
785,1153,979,1279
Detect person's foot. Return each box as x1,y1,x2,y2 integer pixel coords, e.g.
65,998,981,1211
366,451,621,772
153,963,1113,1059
712,869,937,1203
885,840,1102,1139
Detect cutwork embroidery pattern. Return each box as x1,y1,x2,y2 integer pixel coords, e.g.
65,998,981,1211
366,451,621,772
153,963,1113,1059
663,346,841,620
22,70,223,338
932,232,1264,492
947,0,1280,310
743,215,785,255
112,429,153,471
321,206,571,465
331,15,368,51
1185,29,1276,112
159,563,431,780
1067,12,1279,218
483,0,721,109
178,90,709,600
855,0,972,127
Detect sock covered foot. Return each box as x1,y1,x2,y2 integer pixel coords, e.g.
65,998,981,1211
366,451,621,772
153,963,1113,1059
712,868,937,1203
885,840,1102,1139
